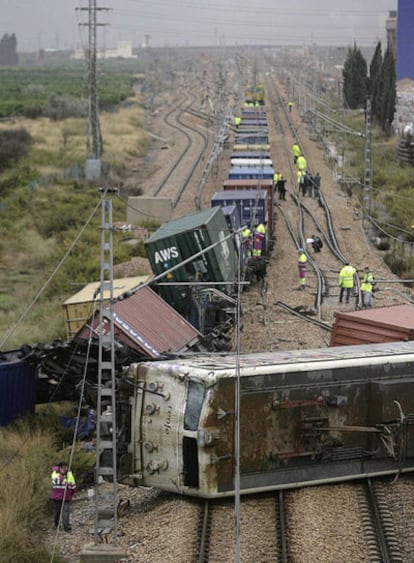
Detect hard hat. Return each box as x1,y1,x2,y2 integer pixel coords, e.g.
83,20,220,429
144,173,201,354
298,248,304,252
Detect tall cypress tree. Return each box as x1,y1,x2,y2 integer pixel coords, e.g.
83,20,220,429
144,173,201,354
342,43,368,109
0,33,18,65
369,42,383,122
379,46,396,136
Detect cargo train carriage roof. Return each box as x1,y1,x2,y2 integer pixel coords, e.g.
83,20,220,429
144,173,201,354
238,126,268,131
231,152,271,159
224,179,273,187
213,189,268,201
142,341,414,381
233,145,270,151
235,135,269,141
230,159,273,167
146,206,226,242
229,166,274,172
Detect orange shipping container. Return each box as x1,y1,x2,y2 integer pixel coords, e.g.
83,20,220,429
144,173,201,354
330,304,414,346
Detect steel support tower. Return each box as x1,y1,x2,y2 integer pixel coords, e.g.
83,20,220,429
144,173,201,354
94,188,119,541
363,98,373,234
77,1,109,160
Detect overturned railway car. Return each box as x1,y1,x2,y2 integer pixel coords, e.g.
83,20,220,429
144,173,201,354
119,341,414,498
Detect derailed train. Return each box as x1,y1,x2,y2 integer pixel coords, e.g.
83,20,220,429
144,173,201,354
116,341,414,498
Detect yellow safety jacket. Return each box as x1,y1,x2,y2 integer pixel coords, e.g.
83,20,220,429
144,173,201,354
296,155,307,171
361,271,374,292
338,265,356,288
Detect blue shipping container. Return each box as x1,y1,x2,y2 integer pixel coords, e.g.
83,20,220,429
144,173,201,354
235,135,269,145
212,190,268,231
221,204,241,234
221,205,243,263
228,167,274,180
231,151,271,160
0,352,36,426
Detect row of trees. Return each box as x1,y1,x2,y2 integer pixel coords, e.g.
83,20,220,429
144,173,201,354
342,42,396,136
0,33,18,65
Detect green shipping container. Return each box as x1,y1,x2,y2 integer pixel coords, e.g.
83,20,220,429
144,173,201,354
145,207,238,316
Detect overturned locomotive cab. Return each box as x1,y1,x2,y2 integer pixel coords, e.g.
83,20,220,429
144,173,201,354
119,342,414,498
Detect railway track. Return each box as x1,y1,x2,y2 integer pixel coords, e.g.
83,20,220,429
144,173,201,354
197,493,288,562
194,477,406,563
151,88,210,208
358,478,404,562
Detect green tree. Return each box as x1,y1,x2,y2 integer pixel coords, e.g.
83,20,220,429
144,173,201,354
0,33,18,65
378,46,396,137
369,42,383,122
342,43,368,109
0,128,32,172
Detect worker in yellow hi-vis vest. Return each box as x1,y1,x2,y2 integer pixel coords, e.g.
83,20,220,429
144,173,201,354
292,142,301,164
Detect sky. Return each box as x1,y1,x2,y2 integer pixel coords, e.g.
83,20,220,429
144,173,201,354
1,0,398,52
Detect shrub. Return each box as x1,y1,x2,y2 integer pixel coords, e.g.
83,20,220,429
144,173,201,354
43,94,88,120
383,252,406,276
0,127,33,171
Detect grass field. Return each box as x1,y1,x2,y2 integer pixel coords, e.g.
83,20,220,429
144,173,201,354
0,66,151,348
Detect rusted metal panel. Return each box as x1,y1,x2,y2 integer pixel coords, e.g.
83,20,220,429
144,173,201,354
63,276,149,338
330,304,414,346
75,285,202,358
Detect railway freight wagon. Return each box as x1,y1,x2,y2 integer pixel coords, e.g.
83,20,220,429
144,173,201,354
230,159,273,168
120,341,414,498
144,206,238,332
236,129,269,139
223,179,275,238
228,167,274,181
231,151,271,161
240,116,267,125
212,189,270,238
244,84,265,105
233,144,270,152
235,134,269,146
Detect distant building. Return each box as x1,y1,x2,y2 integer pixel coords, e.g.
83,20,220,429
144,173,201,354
396,0,414,80
71,40,137,61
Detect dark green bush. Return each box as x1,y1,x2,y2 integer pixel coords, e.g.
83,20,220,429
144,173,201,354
43,93,88,120
0,127,33,171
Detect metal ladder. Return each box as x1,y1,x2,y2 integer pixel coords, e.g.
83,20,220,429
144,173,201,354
94,188,119,542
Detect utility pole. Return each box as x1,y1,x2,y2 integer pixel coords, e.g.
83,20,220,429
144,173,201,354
80,188,126,562
337,80,345,176
363,98,373,234
77,1,110,179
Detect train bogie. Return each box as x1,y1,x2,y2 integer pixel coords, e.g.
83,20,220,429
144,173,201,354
122,342,414,498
